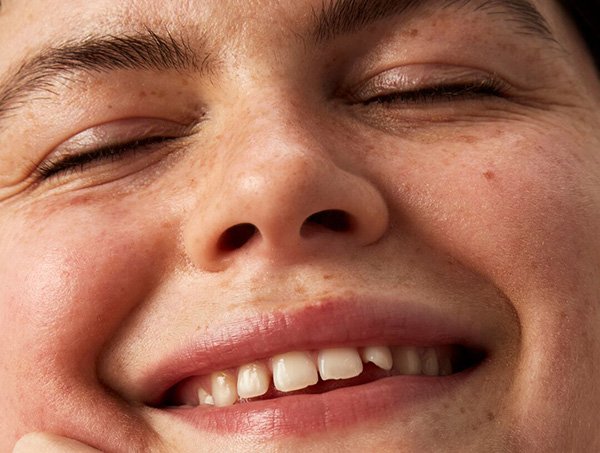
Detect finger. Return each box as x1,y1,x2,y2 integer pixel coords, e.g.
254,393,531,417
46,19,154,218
13,433,102,453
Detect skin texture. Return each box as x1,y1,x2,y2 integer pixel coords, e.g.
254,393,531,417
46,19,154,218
0,0,599,451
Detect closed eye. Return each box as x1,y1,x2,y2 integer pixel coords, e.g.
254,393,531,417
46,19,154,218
36,135,180,181
363,79,507,106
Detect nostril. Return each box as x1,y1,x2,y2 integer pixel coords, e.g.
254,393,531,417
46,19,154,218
218,223,258,251
301,209,353,236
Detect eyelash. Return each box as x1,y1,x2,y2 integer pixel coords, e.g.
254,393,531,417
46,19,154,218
361,79,507,106
36,135,177,181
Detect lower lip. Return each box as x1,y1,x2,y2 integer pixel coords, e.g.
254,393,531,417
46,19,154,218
158,371,473,438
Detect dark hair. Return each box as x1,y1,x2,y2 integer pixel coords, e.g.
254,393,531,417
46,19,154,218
561,0,600,69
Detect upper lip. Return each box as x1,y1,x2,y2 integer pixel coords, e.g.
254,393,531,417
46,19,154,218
131,296,495,406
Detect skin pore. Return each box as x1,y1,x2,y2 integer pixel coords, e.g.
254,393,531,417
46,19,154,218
1,0,599,451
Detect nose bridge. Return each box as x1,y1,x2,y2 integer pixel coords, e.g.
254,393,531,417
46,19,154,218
242,101,325,172
221,106,351,223
232,122,338,219
182,102,390,271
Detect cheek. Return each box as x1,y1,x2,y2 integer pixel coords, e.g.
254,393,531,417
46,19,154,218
389,132,598,301
381,130,600,442
0,200,168,433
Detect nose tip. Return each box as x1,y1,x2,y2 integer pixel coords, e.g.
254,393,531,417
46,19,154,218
184,179,388,272
182,143,389,272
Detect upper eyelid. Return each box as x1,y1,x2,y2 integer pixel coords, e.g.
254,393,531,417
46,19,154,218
347,65,510,99
360,82,507,107
33,118,197,181
52,118,194,154
36,135,182,180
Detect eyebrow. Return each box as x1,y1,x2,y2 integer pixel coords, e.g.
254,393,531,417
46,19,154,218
311,0,554,43
0,29,209,123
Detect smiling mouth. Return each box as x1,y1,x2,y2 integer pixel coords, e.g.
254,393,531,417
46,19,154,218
157,344,484,408
132,298,497,436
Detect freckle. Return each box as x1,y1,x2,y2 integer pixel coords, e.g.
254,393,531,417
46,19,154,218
460,407,466,414
483,170,495,180
322,274,333,280
408,29,418,37
487,411,495,421
139,90,147,98
457,134,476,144
293,283,307,296
559,311,568,320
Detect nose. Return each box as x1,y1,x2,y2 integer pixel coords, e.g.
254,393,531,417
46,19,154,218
182,125,389,272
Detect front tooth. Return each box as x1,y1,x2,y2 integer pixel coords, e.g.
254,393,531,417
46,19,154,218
392,347,422,375
211,371,238,407
318,347,363,380
360,346,393,371
198,386,215,406
422,348,439,376
272,351,318,392
237,362,270,399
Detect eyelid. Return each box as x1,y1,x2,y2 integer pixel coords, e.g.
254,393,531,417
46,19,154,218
50,118,193,159
34,117,196,182
348,64,509,100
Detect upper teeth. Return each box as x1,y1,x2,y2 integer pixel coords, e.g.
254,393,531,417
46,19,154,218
237,362,270,399
272,351,319,392
173,345,454,408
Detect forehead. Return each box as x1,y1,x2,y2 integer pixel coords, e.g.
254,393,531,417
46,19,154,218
0,0,569,91
0,0,560,44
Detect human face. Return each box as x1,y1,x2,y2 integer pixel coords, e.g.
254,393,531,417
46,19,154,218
0,0,599,451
